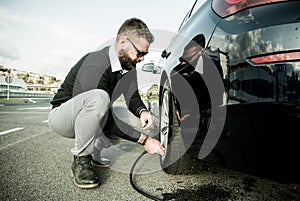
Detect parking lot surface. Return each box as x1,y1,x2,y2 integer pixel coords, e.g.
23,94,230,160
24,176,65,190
0,98,299,200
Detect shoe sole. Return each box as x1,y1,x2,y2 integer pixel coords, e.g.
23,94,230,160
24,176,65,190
91,160,111,168
69,170,99,189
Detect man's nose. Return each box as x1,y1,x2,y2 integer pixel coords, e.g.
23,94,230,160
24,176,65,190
138,56,145,62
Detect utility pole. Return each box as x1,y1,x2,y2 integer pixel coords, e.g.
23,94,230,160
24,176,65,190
5,76,13,100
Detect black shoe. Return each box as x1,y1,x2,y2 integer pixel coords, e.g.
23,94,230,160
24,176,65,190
71,155,99,189
91,157,111,168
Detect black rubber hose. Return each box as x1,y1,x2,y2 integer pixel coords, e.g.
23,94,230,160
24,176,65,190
129,150,163,201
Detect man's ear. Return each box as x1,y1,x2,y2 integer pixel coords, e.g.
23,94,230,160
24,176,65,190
118,36,128,49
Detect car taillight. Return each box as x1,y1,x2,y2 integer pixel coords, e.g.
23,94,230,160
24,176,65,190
212,0,288,17
248,51,300,65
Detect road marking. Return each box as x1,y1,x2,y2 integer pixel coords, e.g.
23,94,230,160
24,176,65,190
0,127,24,136
42,120,48,123
17,106,51,110
0,131,47,151
0,104,4,106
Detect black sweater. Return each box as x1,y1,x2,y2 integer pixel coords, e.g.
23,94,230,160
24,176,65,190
50,46,147,142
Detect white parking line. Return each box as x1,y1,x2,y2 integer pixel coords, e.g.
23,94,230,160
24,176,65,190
42,120,48,123
0,127,24,136
0,132,46,151
17,106,51,110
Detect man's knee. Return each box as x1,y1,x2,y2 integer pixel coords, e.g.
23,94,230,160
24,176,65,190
88,89,110,117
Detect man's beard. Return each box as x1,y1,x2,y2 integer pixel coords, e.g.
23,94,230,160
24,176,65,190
119,50,138,71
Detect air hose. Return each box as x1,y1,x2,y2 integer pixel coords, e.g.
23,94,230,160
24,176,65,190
129,150,163,201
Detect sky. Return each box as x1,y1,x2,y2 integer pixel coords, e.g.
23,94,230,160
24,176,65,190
0,0,195,78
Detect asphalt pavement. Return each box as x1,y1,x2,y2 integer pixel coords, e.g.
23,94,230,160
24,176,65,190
0,98,299,201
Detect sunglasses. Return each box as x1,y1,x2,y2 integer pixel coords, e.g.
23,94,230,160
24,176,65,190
127,38,148,57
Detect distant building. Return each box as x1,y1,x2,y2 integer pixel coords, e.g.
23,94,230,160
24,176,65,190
0,76,27,92
0,75,54,98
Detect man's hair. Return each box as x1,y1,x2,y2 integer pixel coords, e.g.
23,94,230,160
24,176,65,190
184,34,205,52
117,18,154,43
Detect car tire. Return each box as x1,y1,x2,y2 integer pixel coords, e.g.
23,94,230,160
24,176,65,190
159,80,191,175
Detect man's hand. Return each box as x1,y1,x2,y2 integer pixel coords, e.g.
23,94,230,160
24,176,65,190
143,137,165,155
140,110,155,130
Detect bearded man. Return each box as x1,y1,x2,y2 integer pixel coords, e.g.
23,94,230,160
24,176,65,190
48,18,164,189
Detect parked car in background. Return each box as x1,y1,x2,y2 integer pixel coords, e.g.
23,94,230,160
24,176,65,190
136,51,161,116
154,0,300,183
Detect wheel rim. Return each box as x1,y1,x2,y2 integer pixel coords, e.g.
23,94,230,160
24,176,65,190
160,84,170,161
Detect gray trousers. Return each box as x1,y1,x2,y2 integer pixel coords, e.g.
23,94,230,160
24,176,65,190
48,89,115,156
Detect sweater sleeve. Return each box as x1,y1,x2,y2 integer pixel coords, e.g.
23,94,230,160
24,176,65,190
122,69,148,117
104,110,141,142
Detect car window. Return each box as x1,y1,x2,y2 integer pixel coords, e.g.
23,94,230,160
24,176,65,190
142,63,155,72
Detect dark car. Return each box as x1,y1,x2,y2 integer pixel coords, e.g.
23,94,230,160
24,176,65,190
155,0,300,183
